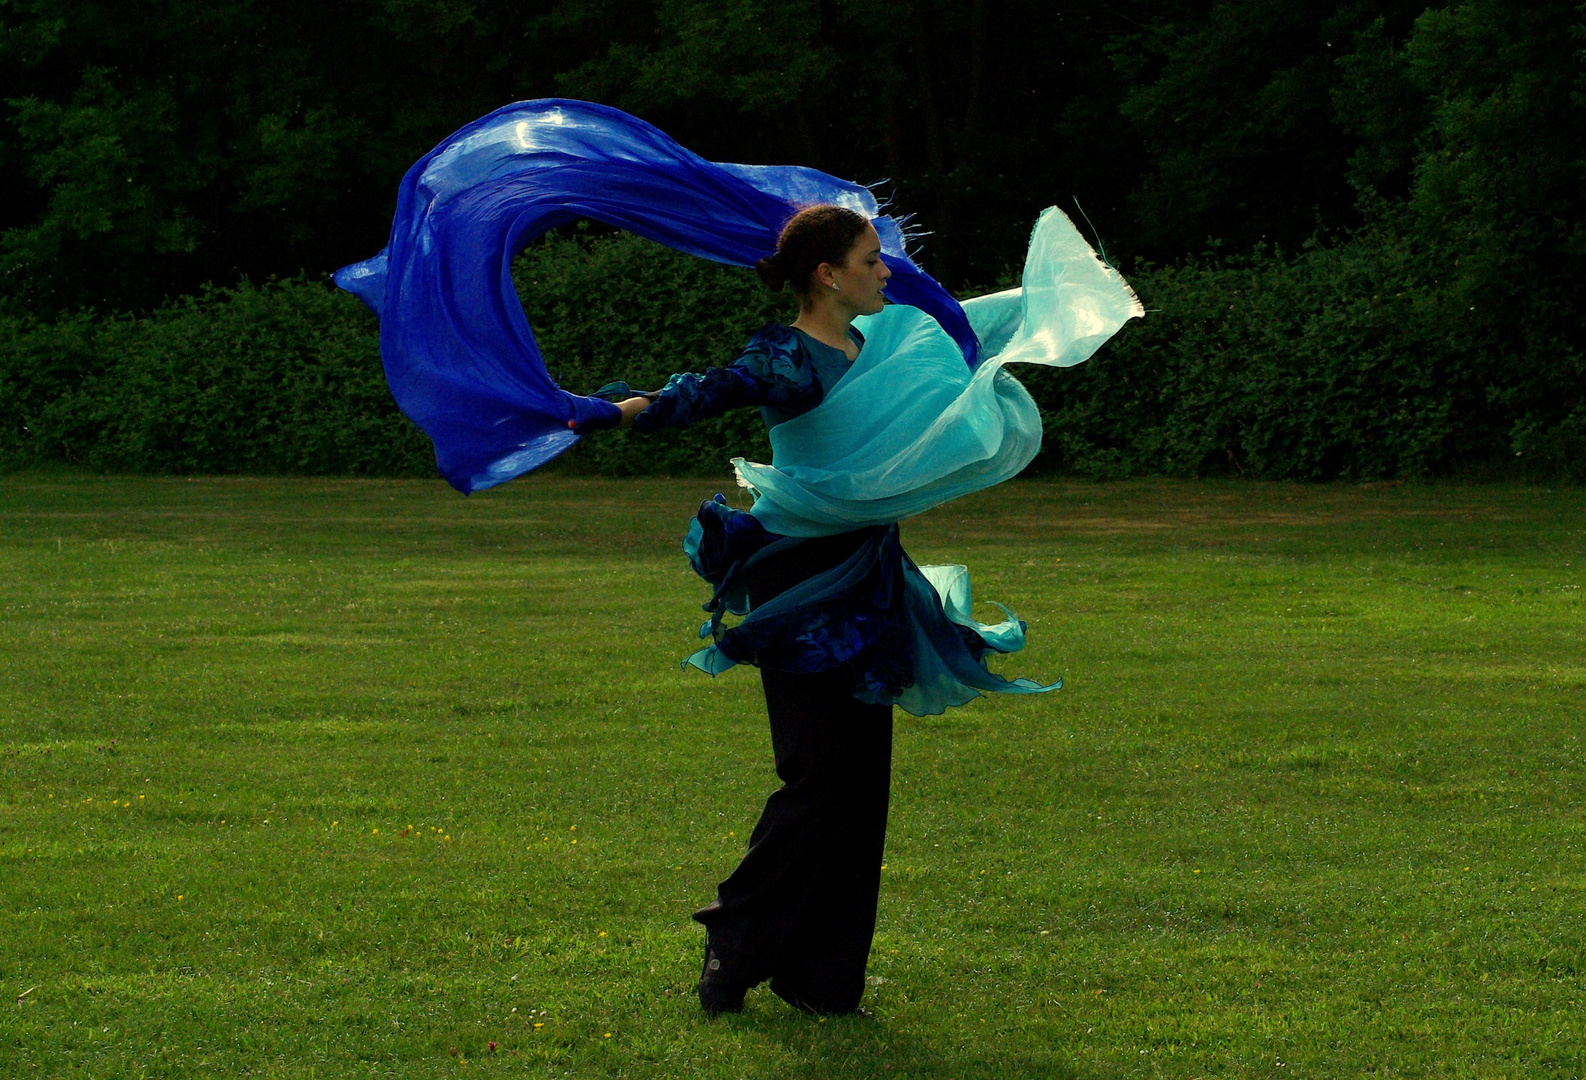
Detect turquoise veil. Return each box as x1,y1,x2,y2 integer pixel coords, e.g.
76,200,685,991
738,206,1142,537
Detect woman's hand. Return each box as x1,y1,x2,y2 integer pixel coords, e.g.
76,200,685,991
617,396,652,428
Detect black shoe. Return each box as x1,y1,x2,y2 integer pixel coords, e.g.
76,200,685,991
698,946,745,1016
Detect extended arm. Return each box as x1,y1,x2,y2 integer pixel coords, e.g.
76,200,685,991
581,326,820,433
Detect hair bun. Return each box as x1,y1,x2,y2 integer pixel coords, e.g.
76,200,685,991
754,254,786,292
762,205,869,296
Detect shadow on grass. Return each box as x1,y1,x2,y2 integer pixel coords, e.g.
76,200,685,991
705,987,1082,1080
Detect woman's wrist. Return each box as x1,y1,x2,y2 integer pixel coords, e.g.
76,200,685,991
617,396,652,428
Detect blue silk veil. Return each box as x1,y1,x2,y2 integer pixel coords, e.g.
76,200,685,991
334,98,974,494
336,99,1142,714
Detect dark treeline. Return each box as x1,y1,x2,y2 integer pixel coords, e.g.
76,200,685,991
0,0,1451,304
1,0,1582,480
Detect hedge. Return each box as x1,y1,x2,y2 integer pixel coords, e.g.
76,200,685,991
2,226,1581,483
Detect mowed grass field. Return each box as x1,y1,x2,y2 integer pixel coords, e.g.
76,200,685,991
2,473,1584,1079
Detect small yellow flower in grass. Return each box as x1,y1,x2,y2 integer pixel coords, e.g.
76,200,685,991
177,894,184,901
880,865,888,870
598,931,606,937
534,1023,543,1029
373,828,379,834
1193,869,1201,874
603,1033,611,1039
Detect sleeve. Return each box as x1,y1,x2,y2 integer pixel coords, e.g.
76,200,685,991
631,325,820,433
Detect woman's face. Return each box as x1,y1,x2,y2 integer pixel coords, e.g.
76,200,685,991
825,223,891,315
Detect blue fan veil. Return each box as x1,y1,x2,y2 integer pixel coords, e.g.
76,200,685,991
334,98,976,495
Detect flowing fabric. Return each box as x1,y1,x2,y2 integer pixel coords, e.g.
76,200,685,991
333,98,974,495
669,207,1141,712
336,99,1143,714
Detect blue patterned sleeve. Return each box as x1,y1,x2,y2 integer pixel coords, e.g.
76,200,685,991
632,324,820,432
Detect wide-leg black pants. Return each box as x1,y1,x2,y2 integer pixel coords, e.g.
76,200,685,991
694,666,893,1012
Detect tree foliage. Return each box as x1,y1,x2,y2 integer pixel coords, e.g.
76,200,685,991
3,0,1427,308
0,0,1581,480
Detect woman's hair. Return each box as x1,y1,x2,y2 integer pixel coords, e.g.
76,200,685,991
755,205,871,295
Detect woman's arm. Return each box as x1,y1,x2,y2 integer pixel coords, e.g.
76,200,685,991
579,327,819,433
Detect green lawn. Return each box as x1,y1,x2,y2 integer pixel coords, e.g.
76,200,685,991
2,473,1584,1078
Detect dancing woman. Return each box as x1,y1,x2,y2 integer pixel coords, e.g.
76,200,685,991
335,98,1141,1020
606,206,898,1015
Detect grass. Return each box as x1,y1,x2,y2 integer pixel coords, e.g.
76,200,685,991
1,472,1583,1079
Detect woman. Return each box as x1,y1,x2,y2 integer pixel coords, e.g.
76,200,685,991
336,98,1139,1021
606,205,897,1016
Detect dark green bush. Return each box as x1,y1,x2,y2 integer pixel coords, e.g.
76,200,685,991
0,278,434,476
2,224,1581,484
0,228,798,480
1028,227,1585,482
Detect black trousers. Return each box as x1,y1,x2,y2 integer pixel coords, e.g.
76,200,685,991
694,667,893,1012
692,531,896,1014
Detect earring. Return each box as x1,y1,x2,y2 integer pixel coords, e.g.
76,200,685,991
831,283,840,291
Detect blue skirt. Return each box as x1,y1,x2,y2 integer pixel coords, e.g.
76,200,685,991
680,496,1058,717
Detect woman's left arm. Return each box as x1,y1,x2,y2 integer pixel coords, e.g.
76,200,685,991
574,330,816,433
567,368,751,432
616,396,652,427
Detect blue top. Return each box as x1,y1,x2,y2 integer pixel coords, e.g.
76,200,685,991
631,324,863,433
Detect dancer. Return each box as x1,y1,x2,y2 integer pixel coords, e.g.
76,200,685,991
335,99,1141,1018
601,205,912,1015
